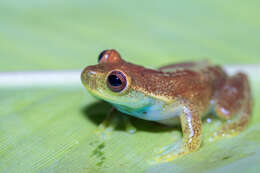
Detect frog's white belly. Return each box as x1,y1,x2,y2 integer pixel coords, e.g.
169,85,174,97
112,102,183,125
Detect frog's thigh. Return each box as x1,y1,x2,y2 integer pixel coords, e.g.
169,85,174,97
214,73,252,133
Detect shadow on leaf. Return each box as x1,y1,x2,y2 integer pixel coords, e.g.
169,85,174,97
81,101,180,133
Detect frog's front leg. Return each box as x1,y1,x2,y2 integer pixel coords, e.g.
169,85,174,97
97,107,118,133
95,107,136,138
156,104,202,162
181,105,202,153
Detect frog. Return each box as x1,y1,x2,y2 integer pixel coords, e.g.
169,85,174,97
81,49,252,162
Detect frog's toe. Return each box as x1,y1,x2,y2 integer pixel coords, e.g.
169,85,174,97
154,153,179,163
156,140,181,154
126,126,136,134
94,127,112,139
208,125,239,142
152,141,183,163
94,122,116,139
98,123,114,132
125,121,136,134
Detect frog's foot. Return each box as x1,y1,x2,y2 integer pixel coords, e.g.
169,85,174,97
94,109,136,139
94,108,118,139
154,141,184,163
155,153,179,163
213,121,245,139
94,117,118,140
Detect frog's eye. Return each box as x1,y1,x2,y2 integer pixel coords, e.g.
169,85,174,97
98,50,107,63
98,49,123,64
107,71,127,92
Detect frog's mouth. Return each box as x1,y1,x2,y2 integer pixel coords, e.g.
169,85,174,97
84,84,153,111
87,88,150,109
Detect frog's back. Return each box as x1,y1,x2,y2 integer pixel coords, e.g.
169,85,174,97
154,60,228,113
158,60,210,73
158,60,227,92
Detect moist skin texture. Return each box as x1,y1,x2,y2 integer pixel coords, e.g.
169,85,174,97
81,49,252,162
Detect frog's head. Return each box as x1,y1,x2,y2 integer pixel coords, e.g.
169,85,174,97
81,49,153,109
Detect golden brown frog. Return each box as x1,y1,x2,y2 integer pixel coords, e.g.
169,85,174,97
81,49,252,162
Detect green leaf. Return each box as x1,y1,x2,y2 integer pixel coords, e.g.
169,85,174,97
1,0,260,173
0,79,259,172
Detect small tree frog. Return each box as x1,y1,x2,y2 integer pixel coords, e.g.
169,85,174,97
81,49,252,162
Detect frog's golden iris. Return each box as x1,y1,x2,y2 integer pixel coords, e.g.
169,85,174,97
106,70,127,92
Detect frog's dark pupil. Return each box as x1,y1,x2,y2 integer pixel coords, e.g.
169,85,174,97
108,75,122,86
98,50,107,62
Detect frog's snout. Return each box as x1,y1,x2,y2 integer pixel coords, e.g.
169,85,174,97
81,66,97,87
87,70,97,78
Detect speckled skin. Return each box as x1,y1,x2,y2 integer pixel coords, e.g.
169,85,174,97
81,49,252,162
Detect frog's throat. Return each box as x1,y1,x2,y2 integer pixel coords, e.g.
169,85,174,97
112,103,150,117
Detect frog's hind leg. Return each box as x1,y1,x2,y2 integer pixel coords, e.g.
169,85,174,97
214,72,252,136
